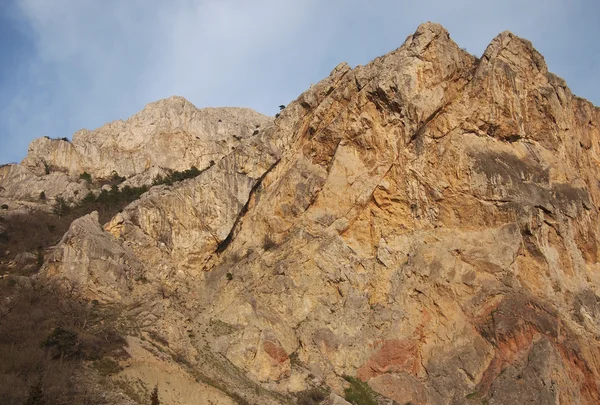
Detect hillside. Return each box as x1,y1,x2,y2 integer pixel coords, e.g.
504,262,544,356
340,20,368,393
2,22,600,405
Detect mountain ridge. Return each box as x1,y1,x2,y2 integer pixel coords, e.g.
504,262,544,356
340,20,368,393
2,22,600,405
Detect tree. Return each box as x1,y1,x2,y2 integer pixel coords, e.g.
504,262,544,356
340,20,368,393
150,385,160,405
51,197,70,218
279,104,286,111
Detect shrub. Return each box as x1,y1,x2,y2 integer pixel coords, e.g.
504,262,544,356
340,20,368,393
39,191,46,200
93,357,122,376
42,327,80,359
226,272,233,281
79,171,92,183
1,204,7,210
51,197,70,217
279,104,286,111
297,388,327,405
343,376,377,405
152,166,202,187
466,392,479,399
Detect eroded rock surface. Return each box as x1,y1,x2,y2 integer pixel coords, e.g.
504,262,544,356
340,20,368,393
23,97,272,178
0,97,271,203
34,22,600,404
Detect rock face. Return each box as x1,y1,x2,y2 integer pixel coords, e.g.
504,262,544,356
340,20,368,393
45,211,145,302
0,97,271,203
0,163,89,203
22,96,272,178
35,23,600,404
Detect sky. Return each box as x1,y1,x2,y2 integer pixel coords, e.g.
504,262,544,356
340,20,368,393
1,0,599,164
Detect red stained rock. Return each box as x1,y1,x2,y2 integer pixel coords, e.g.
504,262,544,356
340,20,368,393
263,340,288,363
357,339,420,380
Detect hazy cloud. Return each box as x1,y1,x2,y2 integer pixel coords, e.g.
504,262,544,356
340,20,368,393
1,0,598,163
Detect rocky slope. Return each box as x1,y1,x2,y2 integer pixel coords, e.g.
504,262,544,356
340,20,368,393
9,22,600,404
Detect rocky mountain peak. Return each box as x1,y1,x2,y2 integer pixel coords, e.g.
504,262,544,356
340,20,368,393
24,95,272,178
480,29,548,76
407,21,452,52
2,23,600,405
0,96,272,204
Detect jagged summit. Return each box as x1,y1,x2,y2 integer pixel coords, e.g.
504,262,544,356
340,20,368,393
2,23,600,404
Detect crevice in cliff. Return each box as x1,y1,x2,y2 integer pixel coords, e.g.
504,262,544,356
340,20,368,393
409,103,449,154
215,158,281,253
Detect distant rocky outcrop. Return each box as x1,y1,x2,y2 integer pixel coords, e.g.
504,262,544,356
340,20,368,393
0,97,271,203
8,22,600,404
23,96,272,178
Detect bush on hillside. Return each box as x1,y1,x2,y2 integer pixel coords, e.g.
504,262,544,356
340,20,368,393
79,172,92,183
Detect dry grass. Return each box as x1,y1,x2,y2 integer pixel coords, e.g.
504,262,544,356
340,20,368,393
0,277,127,405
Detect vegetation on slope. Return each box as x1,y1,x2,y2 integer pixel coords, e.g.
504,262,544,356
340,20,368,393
0,277,127,404
343,375,378,405
0,166,205,274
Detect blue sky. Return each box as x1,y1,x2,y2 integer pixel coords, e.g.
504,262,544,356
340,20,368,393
1,0,599,164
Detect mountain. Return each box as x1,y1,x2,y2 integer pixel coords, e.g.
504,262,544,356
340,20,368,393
0,96,271,203
2,22,600,405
